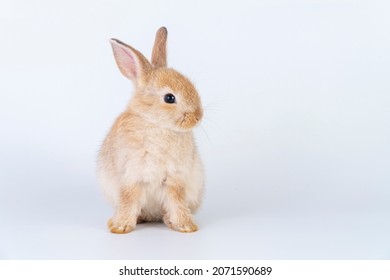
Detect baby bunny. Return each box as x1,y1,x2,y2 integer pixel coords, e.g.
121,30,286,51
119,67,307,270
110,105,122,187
97,27,204,233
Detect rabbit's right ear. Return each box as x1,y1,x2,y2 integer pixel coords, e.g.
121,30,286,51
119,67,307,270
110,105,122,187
110,39,152,84
151,27,168,68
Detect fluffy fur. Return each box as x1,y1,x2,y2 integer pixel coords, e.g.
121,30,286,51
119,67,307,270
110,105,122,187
97,27,204,233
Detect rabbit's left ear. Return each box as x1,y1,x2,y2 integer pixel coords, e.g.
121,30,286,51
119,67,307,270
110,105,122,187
151,27,168,68
110,39,152,84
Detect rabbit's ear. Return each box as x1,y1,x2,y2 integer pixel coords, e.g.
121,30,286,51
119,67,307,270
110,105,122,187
151,27,168,68
110,39,152,83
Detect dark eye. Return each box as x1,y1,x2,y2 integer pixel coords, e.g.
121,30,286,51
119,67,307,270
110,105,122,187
164,93,176,104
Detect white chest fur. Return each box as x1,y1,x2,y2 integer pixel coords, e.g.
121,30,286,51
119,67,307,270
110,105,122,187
120,127,195,185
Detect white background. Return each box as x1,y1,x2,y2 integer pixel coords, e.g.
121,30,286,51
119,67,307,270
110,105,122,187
0,0,389,259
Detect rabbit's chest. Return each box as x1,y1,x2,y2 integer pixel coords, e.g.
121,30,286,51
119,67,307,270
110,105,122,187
144,133,191,169
126,130,194,184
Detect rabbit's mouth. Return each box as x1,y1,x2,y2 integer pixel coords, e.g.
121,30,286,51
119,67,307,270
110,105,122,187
177,110,202,130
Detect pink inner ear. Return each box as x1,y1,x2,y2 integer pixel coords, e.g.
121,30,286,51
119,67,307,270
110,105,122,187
111,40,138,80
118,45,137,78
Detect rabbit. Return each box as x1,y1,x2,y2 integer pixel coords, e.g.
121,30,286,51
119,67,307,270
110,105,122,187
97,27,204,233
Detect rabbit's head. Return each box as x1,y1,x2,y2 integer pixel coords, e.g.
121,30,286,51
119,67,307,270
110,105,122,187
110,27,203,131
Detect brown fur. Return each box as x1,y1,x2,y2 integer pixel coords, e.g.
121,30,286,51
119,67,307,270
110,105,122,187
98,27,204,233
108,186,142,233
151,27,168,67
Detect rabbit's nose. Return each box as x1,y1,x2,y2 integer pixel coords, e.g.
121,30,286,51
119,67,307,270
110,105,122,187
194,107,203,122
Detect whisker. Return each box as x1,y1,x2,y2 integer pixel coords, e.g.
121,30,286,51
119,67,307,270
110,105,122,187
198,124,213,145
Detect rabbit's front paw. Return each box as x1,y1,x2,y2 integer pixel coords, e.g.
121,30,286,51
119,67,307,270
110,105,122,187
107,218,135,234
164,214,198,233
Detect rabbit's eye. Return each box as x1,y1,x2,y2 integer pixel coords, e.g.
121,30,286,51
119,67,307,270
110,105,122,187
164,93,176,104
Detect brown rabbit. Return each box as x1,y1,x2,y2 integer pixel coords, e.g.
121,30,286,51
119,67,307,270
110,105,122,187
97,27,204,233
